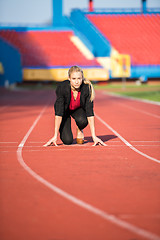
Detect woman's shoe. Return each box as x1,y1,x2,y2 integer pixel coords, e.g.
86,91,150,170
76,138,84,144
76,129,84,144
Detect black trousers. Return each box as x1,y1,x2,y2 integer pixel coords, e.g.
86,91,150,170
59,107,88,145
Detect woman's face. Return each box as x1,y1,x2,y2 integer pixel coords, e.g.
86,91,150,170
69,71,83,90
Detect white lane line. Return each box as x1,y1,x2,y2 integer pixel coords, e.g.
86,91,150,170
95,113,160,164
16,106,160,240
18,107,48,148
102,91,160,119
25,141,160,143
130,141,160,143
119,102,160,119
16,142,160,148
119,214,160,220
0,151,12,153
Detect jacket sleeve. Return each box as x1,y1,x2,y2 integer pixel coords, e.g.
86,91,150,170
85,85,94,117
54,83,65,116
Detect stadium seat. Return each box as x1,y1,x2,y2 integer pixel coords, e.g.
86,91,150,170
87,14,160,65
0,30,100,67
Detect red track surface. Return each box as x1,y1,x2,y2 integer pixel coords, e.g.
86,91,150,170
0,88,160,240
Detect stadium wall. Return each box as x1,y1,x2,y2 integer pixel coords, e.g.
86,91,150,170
131,65,160,79
0,38,22,86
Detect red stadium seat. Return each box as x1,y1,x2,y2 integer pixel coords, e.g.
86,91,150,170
87,14,160,65
0,30,100,67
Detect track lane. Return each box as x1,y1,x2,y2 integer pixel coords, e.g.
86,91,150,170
20,93,160,238
0,99,141,240
95,90,160,160
1,88,160,240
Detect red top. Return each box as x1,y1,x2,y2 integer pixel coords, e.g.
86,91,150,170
69,90,81,110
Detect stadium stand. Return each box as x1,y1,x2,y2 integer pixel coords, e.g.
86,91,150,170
0,1,159,84
0,30,100,67
87,13,160,66
70,9,111,57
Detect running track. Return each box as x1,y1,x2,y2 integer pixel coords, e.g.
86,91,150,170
0,87,160,240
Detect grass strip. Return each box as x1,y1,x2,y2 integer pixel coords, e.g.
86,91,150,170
116,90,160,102
94,83,160,102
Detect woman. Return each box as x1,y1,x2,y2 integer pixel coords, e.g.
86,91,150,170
44,66,106,147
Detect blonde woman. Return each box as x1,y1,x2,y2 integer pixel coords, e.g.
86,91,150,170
44,66,106,146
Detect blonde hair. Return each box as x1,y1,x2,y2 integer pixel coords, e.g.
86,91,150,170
68,66,95,102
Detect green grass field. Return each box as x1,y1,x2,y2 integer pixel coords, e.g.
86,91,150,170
94,82,160,102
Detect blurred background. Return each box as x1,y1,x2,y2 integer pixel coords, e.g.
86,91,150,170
0,0,160,91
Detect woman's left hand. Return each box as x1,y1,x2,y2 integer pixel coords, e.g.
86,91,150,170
92,136,107,146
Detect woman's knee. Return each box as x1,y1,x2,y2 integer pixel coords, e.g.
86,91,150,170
60,135,73,145
76,117,88,130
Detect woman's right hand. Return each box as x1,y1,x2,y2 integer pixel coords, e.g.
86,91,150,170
43,135,58,147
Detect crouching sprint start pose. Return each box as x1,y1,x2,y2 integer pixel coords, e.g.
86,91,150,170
44,66,106,147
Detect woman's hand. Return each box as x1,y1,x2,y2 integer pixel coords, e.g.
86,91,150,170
43,135,58,147
92,136,107,146
87,116,107,146
43,115,62,147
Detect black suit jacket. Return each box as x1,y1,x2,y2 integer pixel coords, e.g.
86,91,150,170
54,80,94,117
